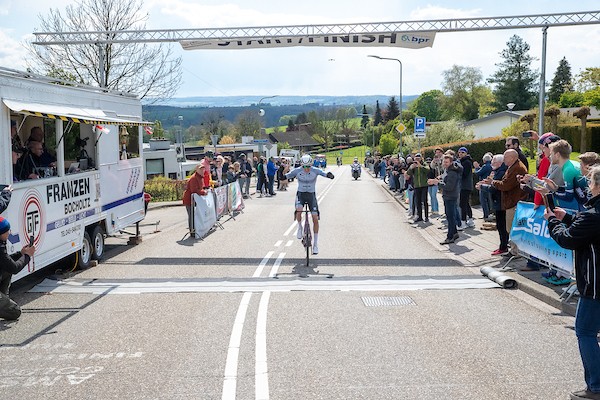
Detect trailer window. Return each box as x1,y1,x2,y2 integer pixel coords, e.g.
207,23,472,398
13,118,58,182
119,126,140,160
145,159,164,179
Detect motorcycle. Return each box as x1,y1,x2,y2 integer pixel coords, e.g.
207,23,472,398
351,164,361,180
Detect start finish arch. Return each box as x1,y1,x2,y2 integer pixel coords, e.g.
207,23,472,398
32,10,600,133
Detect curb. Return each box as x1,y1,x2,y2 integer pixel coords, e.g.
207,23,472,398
374,175,576,316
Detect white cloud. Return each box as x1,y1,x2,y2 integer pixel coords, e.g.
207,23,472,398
409,5,482,20
0,29,28,70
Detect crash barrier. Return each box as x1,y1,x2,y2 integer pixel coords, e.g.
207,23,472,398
192,181,245,239
480,266,517,289
507,201,575,277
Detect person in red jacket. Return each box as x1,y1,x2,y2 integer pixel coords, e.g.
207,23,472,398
183,164,208,235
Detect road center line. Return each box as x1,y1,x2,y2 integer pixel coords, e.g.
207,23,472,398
285,240,293,247
283,222,296,237
268,253,286,278
255,291,271,400
274,240,282,247
222,291,253,400
253,251,274,278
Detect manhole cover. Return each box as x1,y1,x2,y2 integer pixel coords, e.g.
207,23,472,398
361,296,416,307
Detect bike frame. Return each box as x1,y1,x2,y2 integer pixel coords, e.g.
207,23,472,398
300,203,312,267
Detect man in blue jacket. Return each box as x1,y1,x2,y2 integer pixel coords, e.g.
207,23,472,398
267,157,277,196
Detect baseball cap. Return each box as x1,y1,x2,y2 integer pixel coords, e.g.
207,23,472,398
0,216,10,235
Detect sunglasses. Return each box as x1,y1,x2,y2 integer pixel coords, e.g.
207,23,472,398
303,166,311,169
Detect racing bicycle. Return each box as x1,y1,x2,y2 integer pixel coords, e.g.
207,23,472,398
300,203,312,267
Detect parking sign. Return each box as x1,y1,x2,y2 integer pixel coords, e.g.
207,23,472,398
414,117,426,138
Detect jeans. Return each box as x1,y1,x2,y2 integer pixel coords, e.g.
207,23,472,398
389,173,396,190
460,189,472,221
257,174,266,195
575,297,600,392
443,198,458,240
407,189,414,215
414,186,429,220
268,175,275,195
428,185,439,213
239,177,250,196
479,189,492,218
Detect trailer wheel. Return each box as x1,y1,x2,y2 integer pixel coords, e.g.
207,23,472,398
78,231,92,269
91,226,105,260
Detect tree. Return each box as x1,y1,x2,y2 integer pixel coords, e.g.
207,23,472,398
583,87,600,109
441,65,491,121
287,119,295,131
26,0,182,99
385,97,400,122
559,91,584,108
235,111,261,137
219,135,236,145
576,67,600,92
403,120,474,150
544,106,561,135
574,106,591,153
488,35,539,112
360,105,370,129
373,100,383,126
295,112,309,125
378,133,398,156
548,57,572,103
410,90,445,121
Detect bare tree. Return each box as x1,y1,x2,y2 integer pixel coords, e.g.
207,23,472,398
26,0,182,100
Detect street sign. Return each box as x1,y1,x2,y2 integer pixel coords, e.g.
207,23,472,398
414,117,426,138
251,139,270,144
395,123,407,134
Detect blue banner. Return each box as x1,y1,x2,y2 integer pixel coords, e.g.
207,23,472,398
509,201,574,275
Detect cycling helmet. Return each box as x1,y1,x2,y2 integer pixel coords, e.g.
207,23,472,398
301,154,313,167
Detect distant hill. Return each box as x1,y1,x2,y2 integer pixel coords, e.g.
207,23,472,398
145,95,418,108
143,95,418,129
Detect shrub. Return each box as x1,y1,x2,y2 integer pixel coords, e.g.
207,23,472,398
145,176,187,202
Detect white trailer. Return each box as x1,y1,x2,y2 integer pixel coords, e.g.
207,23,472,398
0,68,149,281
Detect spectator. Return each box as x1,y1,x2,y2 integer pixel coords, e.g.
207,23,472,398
11,145,24,182
0,185,11,214
428,148,444,216
379,157,387,180
226,162,240,183
431,154,463,244
474,152,493,221
477,154,509,255
457,147,475,229
280,160,290,191
10,120,22,149
404,156,415,217
481,149,527,237
257,157,267,197
521,133,559,208
407,153,430,224
548,140,587,211
238,154,253,198
182,164,208,236
0,216,36,320
545,165,600,400
506,136,529,172
214,156,225,186
27,126,55,168
267,157,277,196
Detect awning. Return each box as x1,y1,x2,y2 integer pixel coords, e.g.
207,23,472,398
4,99,151,127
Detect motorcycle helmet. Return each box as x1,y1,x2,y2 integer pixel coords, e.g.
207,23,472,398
301,154,313,167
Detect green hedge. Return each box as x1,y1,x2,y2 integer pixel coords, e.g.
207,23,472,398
556,125,600,153
421,136,507,163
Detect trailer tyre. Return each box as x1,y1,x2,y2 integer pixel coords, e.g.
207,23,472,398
78,231,92,270
91,226,105,260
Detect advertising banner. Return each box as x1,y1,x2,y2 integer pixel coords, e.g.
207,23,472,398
193,192,217,239
214,185,229,220
228,181,245,212
509,201,574,276
181,32,436,51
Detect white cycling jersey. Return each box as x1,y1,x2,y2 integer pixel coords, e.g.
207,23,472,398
286,166,328,192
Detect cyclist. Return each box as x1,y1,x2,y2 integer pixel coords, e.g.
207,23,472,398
286,154,334,255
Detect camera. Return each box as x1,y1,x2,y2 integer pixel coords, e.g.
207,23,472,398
522,131,533,139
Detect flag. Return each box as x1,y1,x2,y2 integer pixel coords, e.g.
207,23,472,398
144,126,154,135
94,125,110,134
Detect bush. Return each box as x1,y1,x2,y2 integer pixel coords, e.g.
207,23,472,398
145,176,187,202
421,136,507,162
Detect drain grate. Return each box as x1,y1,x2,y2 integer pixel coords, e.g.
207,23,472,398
361,296,416,307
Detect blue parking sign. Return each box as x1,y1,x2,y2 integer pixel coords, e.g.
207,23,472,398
415,117,426,133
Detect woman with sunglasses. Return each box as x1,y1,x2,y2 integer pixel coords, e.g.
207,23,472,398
286,154,334,255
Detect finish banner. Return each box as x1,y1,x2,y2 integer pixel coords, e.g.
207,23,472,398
180,32,435,50
509,201,574,276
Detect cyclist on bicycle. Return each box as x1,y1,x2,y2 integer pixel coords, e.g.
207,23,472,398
286,154,334,255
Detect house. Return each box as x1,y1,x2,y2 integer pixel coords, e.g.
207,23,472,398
269,129,320,153
463,111,524,139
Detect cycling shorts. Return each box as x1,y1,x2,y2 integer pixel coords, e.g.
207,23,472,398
295,191,319,215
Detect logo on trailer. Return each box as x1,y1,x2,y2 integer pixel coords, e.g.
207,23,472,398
20,189,45,248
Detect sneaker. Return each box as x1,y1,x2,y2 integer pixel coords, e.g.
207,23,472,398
424,218,429,223
412,218,424,223
440,238,455,245
457,222,467,231
296,225,303,239
491,248,509,256
466,218,475,228
452,233,460,241
541,270,557,279
570,389,600,400
312,244,319,255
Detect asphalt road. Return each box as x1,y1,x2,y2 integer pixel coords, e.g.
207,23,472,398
0,166,584,400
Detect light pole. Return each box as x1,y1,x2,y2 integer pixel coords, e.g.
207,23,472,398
178,115,183,179
368,55,403,152
257,95,278,157
507,102,516,126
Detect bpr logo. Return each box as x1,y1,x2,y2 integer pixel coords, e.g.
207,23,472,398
21,189,45,248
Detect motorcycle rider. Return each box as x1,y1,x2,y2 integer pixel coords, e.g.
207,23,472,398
286,154,334,255
351,157,362,179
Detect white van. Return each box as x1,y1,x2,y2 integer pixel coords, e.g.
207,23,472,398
279,149,300,167
1,68,149,281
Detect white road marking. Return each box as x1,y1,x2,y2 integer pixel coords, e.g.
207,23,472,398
222,291,252,400
252,251,274,278
283,222,296,237
31,277,501,294
274,240,283,247
285,240,293,247
255,291,271,400
268,253,286,278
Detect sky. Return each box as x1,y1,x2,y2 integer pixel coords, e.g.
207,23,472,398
0,0,599,100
